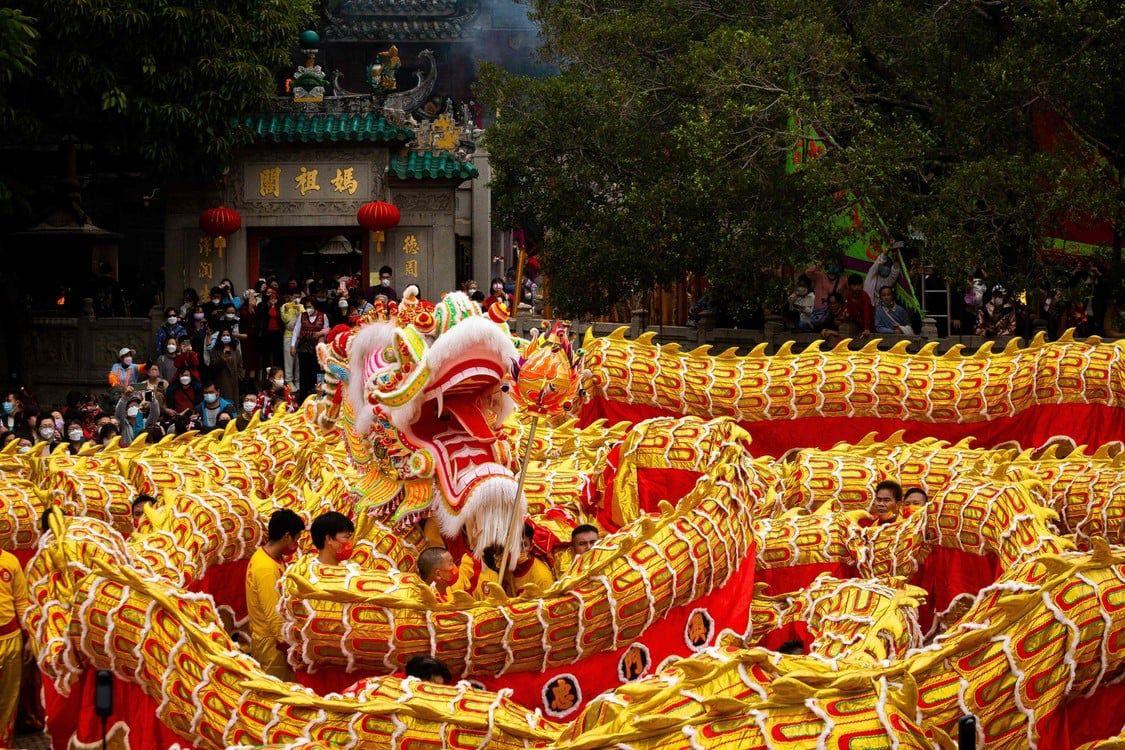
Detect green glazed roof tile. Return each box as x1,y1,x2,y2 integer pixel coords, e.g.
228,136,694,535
388,150,479,181
243,113,414,144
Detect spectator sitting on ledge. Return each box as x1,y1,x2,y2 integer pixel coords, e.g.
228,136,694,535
874,286,912,335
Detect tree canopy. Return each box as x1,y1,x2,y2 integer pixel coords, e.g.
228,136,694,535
478,0,1123,321
3,0,312,183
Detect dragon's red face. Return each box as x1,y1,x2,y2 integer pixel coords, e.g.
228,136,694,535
345,293,523,553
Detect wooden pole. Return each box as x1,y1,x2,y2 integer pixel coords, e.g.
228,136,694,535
496,413,540,577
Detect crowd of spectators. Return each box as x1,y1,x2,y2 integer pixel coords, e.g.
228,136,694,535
779,254,1123,341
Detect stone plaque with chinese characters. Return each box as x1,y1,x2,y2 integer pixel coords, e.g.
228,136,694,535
237,156,381,216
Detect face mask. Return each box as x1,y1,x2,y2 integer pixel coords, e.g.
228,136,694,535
53,417,64,431
468,286,478,293
336,540,354,561
225,314,236,320
194,312,205,321
211,298,220,305
18,445,30,454
122,356,133,366
166,343,177,354
221,335,232,344
380,278,391,287
2,402,12,415
243,401,257,413
338,298,349,309
126,405,140,418
204,393,218,404
180,375,192,385
167,317,178,326
39,427,54,440
68,430,83,441
273,379,285,389
305,307,316,315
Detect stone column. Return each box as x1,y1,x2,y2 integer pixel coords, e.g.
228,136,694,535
471,149,494,287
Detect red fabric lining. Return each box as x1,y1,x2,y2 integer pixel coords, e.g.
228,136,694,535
1036,681,1125,748
579,399,1125,454
756,562,859,597
910,547,1001,634
188,558,250,624
43,670,195,750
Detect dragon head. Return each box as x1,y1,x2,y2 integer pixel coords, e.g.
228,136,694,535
321,288,523,554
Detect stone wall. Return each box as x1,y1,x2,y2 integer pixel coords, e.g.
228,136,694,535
21,304,160,406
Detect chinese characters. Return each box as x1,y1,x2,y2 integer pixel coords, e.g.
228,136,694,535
330,167,358,195
295,166,320,196
252,164,365,200
259,167,281,198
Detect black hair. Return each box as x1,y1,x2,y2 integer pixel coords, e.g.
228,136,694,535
267,509,306,542
470,291,485,303
847,273,864,285
875,480,903,502
778,639,805,655
878,285,895,296
571,524,599,541
132,494,156,512
481,544,503,573
309,511,354,549
40,507,56,533
796,275,812,290
903,487,928,504
97,423,119,442
417,546,450,582
404,655,452,683
379,265,393,276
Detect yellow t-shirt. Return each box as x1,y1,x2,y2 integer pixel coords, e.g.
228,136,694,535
0,551,28,640
245,547,288,677
451,554,500,601
511,557,555,596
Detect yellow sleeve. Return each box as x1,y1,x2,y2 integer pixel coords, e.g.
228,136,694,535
530,559,555,591
246,552,282,642
11,559,27,624
450,554,500,600
514,558,555,595
450,553,480,593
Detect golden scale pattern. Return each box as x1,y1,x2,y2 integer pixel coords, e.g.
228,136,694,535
0,331,1121,748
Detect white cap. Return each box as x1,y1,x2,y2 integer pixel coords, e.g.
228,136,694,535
118,347,134,358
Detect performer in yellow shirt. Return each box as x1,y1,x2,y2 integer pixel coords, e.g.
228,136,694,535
245,509,305,680
553,524,600,575
0,549,29,748
508,524,555,596
416,547,500,600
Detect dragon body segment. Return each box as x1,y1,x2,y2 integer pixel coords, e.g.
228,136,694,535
1,329,1124,748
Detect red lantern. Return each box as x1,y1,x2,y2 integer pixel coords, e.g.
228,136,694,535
199,206,242,254
357,200,400,257
357,200,401,232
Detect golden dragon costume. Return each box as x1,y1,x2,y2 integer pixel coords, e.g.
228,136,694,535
0,307,1122,749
